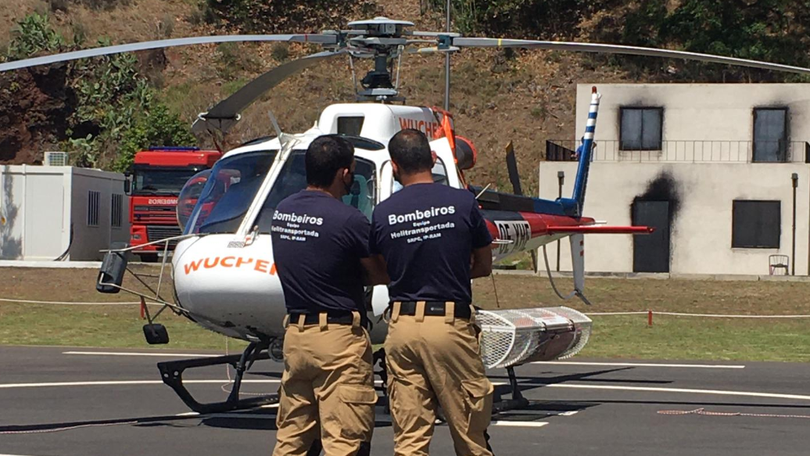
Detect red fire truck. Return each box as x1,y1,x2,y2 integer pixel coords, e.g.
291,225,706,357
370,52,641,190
127,147,222,261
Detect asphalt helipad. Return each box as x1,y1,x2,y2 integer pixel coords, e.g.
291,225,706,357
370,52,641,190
1,346,809,455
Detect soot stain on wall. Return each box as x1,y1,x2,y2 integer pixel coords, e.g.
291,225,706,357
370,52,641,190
630,171,681,272
632,171,681,225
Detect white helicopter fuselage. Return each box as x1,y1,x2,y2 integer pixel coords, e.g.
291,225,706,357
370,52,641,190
172,103,460,344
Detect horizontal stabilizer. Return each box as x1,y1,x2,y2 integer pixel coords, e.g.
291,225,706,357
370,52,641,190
546,225,653,234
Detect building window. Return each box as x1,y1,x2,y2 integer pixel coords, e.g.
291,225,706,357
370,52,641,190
111,194,123,228
87,191,100,227
620,107,663,151
753,108,788,162
732,200,780,248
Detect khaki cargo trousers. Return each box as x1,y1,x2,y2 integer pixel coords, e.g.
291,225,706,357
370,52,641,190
272,312,377,456
385,302,494,456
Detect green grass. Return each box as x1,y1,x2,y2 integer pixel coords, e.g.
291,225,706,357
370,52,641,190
1,268,809,362
0,303,240,349
472,274,810,363
579,315,810,362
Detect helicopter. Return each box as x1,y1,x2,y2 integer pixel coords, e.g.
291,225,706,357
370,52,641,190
5,16,810,415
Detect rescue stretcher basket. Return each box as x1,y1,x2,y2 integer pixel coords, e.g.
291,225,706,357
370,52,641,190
476,307,592,369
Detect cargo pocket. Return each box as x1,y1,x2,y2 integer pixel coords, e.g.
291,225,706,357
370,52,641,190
460,377,493,433
275,384,289,428
338,384,378,441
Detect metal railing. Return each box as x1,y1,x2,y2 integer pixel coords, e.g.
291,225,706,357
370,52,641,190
545,140,810,163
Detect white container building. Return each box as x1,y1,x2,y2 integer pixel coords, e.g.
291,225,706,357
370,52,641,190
0,165,129,261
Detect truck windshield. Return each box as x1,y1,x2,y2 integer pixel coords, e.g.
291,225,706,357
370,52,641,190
186,150,278,235
132,166,204,195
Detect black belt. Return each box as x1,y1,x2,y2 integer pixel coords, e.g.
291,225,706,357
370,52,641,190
288,311,355,326
394,301,472,319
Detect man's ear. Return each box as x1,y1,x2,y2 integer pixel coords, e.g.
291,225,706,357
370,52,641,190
431,151,438,165
391,160,400,176
335,167,347,184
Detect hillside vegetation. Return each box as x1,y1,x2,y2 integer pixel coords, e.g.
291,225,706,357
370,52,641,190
1,0,808,193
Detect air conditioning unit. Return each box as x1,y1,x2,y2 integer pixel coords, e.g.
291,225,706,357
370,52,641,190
44,151,69,167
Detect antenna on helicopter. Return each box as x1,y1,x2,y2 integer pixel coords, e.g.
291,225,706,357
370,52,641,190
443,0,451,111
267,109,292,147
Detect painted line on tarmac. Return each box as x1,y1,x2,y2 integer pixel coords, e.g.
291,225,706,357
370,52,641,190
63,351,220,358
208,413,276,420
491,421,549,428
533,361,745,369
0,379,279,389
547,383,810,401
499,410,578,417
199,413,550,429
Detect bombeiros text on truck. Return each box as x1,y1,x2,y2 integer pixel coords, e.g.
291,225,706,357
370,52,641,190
126,147,221,262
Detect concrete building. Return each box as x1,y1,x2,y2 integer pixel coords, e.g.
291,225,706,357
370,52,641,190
0,165,129,261
539,84,810,276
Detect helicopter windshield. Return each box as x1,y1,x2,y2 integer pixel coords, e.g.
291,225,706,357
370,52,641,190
254,151,377,233
184,150,277,235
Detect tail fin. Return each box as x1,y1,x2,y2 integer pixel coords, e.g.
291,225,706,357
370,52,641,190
559,86,601,217
570,233,592,305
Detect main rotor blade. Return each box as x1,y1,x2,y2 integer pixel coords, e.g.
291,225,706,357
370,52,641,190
453,38,810,75
0,34,337,73
192,50,345,135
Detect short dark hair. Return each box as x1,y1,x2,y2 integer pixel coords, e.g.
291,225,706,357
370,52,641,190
305,135,354,188
389,129,433,174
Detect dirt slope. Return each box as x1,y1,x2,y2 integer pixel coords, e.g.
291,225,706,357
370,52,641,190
0,0,635,193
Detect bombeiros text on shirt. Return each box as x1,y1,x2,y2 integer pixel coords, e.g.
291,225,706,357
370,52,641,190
387,205,456,225
273,210,324,226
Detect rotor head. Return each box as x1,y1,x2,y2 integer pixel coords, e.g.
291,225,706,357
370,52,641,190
347,17,413,37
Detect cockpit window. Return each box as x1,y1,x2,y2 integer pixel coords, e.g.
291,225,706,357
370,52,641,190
185,150,277,235
341,158,377,219
392,156,450,193
255,152,377,233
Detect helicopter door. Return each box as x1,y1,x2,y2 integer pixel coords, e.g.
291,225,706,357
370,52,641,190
379,160,394,202
253,154,378,231
370,161,392,319
384,156,452,196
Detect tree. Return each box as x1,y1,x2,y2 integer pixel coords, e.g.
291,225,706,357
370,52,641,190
614,0,810,81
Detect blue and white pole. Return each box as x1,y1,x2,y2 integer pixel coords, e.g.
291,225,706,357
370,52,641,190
564,86,601,217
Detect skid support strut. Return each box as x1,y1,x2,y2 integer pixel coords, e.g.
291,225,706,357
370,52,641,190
157,341,278,414
492,366,529,413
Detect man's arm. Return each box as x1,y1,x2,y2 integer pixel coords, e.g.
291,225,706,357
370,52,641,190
470,244,493,279
361,254,390,285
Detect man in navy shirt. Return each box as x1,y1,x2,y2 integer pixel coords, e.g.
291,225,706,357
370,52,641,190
370,129,494,456
272,135,387,456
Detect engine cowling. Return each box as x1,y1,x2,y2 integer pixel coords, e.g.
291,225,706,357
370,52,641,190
455,136,478,170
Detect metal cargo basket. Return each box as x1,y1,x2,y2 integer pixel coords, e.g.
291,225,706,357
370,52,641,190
476,307,592,369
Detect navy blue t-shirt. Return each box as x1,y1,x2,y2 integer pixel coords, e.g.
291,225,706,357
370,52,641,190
370,183,493,303
272,190,370,314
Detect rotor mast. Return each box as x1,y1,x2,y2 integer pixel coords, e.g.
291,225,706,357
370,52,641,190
347,17,413,103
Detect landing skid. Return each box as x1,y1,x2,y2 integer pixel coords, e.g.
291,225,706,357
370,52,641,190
158,342,532,418
492,366,530,413
157,341,278,414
